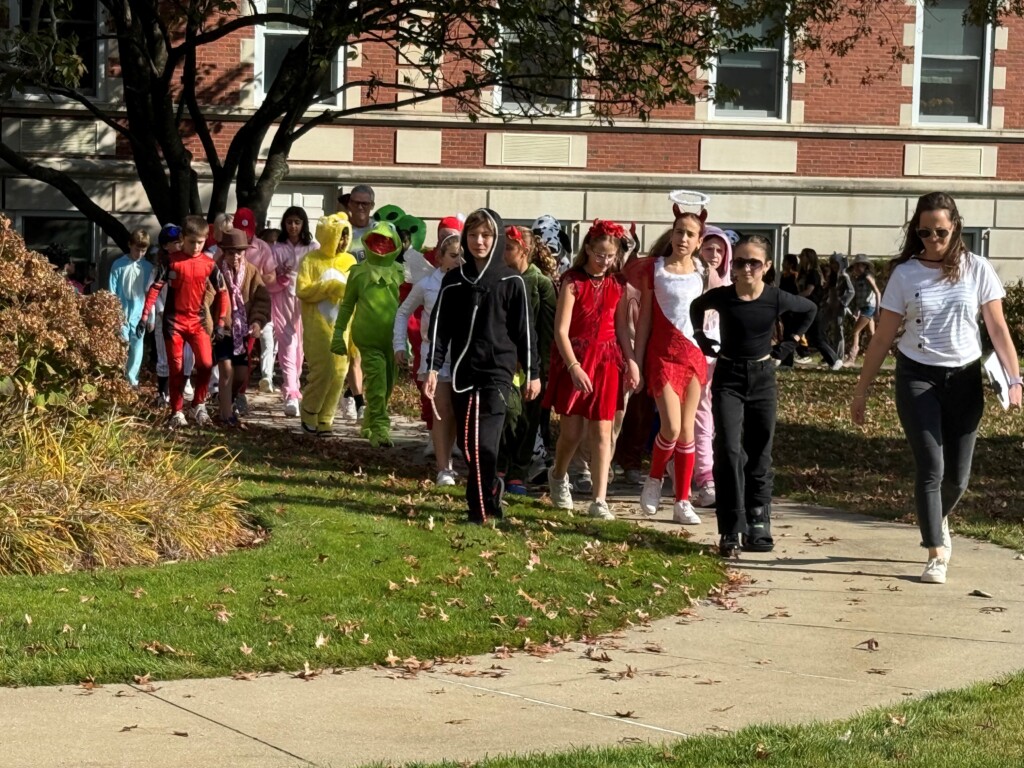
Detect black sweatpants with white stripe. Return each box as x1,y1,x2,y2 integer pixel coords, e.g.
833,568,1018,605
453,385,510,523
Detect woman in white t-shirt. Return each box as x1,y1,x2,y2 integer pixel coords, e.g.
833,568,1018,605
851,193,1022,585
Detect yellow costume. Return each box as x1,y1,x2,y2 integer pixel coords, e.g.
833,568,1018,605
296,213,357,434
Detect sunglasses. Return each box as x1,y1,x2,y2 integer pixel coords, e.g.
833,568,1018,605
732,257,766,272
916,228,950,240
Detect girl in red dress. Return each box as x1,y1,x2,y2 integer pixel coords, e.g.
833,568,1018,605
624,206,709,524
545,220,638,519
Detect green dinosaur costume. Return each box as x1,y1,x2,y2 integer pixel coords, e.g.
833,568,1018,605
296,213,357,435
330,220,404,447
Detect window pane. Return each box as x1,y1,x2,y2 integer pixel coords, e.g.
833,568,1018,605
21,1,97,92
22,217,93,266
500,1,576,112
267,0,314,30
922,0,983,57
717,50,781,115
920,57,980,120
263,33,334,98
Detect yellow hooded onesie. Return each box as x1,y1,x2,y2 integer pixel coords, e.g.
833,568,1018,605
296,213,357,434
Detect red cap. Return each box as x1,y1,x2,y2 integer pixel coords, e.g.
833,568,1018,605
233,208,256,241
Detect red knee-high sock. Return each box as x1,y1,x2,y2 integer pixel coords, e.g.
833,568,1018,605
649,434,676,479
674,440,696,502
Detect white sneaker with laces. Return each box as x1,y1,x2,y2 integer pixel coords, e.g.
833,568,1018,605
639,476,663,516
942,517,953,563
169,410,187,428
341,397,357,420
574,469,593,493
830,359,845,371
259,377,274,393
357,405,366,421
436,469,456,487
588,500,615,520
548,468,574,510
692,482,716,508
921,557,948,584
284,398,300,418
672,500,702,525
183,380,195,401
190,404,212,427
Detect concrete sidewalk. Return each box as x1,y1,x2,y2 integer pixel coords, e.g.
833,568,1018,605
3,396,1023,767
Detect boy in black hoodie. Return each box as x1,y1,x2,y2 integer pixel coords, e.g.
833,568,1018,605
425,209,540,523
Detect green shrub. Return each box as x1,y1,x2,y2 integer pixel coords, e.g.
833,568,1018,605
0,215,131,412
999,279,1024,350
0,412,255,575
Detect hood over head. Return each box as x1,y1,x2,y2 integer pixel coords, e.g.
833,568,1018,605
701,224,733,289
373,204,405,226
830,252,849,271
362,220,403,266
315,212,352,257
395,214,427,253
461,208,506,284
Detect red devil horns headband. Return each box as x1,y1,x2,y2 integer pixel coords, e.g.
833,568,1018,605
505,226,525,245
672,203,709,225
587,219,626,240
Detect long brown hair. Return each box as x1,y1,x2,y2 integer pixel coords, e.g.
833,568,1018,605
571,221,627,272
894,192,968,283
649,212,703,267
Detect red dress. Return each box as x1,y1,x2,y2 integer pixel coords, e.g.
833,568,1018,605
543,270,625,421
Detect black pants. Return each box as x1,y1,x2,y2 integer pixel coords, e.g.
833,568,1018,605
453,385,510,523
711,358,778,536
500,387,543,481
894,353,984,548
778,313,839,367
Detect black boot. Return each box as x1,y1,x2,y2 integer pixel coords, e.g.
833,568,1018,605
719,534,740,558
743,504,775,552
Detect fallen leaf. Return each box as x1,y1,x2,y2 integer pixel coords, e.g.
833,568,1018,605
867,668,892,675
969,589,993,599
292,662,321,681
219,586,237,594
142,641,177,656
614,710,637,719
855,638,880,652
79,677,101,691
240,643,254,656
23,614,32,626
232,671,258,681
131,588,147,599
120,724,138,732
755,742,771,760
79,595,95,603
133,674,151,685
359,633,372,645
215,610,233,624
315,633,329,649
888,713,907,727
388,581,401,592
445,719,469,725
427,516,435,531
172,731,188,737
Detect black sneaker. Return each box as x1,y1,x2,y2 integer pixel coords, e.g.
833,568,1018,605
492,476,506,518
719,534,740,558
742,505,775,552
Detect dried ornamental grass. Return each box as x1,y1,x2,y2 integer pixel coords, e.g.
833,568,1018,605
0,414,255,575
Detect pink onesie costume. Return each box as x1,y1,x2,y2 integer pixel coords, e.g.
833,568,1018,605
269,238,317,401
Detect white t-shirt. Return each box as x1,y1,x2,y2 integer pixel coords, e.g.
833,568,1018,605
881,253,1005,367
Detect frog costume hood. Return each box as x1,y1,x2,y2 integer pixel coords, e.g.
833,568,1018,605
361,220,403,269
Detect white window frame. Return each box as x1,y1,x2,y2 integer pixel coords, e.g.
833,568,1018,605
253,0,346,108
708,13,790,122
7,0,109,102
912,0,993,127
492,0,582,118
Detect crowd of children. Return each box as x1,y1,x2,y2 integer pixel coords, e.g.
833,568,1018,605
102,190,1020,580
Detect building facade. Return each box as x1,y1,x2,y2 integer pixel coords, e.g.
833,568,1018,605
3,0,1024,280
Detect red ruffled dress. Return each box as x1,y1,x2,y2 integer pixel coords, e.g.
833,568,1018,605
624,257,707,398
543,270,625,421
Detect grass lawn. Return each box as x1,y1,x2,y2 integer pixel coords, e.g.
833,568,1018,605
773,364,1024,551
373,670,1024,767
0,421,722,687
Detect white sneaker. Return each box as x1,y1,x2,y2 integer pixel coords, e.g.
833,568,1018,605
921,557,947,584
693,482,716,508
341,397,357,420
182,380,195,401
794,355,814,365
588,500,615,520
190,404,212,427
548,468,574,510
941,517,953,563
436,469,456,487
169,410,187,429
233,393,249,417
259,377,274,393
574,469,593,494
284,398,299,418
672,500,702,525
830,359,844,371
423,439,436,459
357,405,366,421
639,476,663,516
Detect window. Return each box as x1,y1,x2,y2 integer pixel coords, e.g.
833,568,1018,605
497,0,578,115
21,214,95,268
9,1,101,94
916,0,990,124
713,12,787,119
254,0,345,107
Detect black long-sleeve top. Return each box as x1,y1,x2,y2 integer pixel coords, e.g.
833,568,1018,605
690,285,817,360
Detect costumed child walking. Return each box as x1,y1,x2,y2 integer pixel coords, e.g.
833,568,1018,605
623,204,709,525
425,208,540,524
843,254,882,364
690,235,817,556
271,205,318,417
140,216,229,428
214,229,271,427
296,213,357,435
331,220,405,447
544,220,634,520
109,228,154,387
393,232,464,485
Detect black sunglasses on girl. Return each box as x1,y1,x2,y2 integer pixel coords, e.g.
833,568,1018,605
916,228,950,239
732,257,766,271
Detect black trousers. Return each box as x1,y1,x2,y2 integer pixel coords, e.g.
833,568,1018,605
711,358,778,536
453,385,510,522
778,312,839,367
894,353,984,548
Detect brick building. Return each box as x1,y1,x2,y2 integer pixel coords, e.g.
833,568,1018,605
3,0,1024,280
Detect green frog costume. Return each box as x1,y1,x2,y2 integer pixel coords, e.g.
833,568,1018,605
296,213,357,435
330,220,405,447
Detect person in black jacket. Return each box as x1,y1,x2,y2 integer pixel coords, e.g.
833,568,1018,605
425,209,540,523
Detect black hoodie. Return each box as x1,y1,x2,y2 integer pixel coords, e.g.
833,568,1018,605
427,208,538,392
